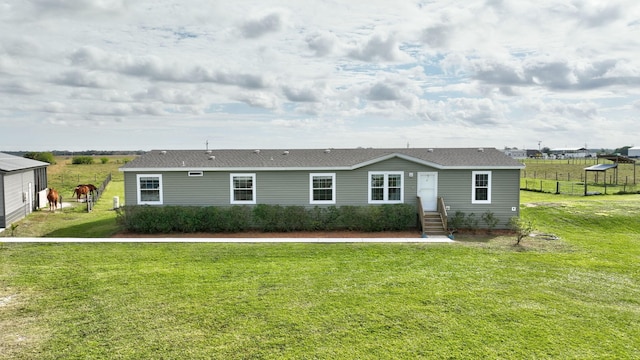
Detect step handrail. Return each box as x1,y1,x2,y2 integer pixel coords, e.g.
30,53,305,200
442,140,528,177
437,197,447,231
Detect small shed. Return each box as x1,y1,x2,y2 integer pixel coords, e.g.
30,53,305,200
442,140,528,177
629,146,640,158
0,152,49,229
583,163,617,195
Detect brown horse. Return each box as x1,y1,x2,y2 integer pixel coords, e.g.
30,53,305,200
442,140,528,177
73,184,98,202
73,185,89,202
47,188,59,211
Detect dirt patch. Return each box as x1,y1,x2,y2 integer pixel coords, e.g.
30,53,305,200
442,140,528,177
524,202,565,208
113,230,423,238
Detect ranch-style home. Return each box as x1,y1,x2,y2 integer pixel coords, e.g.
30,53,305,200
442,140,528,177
119,147,525,234
0,152,49,229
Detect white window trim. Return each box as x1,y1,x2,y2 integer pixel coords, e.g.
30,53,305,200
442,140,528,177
368,171,404,204
309,173,336,205
136,174,163,205
230,173,256,204
472,171,492,204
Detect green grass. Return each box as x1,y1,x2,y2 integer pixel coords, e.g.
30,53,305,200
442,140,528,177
2,192,640,358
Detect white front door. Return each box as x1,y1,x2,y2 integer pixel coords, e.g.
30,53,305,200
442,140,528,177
417,172,438,211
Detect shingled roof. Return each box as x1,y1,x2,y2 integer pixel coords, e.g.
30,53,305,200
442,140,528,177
0,152,49,172
120,148,524,171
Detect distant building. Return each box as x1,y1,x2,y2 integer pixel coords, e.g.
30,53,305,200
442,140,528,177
629,146,640,158
501,149,527,159
549,147,589,159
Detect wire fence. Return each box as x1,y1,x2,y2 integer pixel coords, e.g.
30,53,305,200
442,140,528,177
520,178,640,196
87,173,112,212
521,170,637,185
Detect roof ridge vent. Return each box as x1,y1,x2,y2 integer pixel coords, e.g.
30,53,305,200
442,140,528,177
283,150,289,155
427,148,434,152
208,155,215,160
160,150,167,155
324,149,331,153
205,150,212,154
254,149,260,154
478,147,484,152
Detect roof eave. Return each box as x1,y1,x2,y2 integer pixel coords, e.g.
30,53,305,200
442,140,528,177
120,164,525,172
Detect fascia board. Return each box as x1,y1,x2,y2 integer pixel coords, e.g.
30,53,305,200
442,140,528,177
120,166,355,172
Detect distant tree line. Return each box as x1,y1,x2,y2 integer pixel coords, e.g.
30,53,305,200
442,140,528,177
7,150,145,158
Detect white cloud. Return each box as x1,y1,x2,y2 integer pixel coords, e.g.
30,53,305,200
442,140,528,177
348,33,410,62
53,70,116,88
306,31,338,57
1,0,640,151
239,11,287,38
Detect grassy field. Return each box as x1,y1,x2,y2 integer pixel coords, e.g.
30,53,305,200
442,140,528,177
1,191,639,358
47,155,129,198
520,159,640,194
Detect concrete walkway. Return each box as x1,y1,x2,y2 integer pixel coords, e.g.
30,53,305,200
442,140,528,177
2,236,454,243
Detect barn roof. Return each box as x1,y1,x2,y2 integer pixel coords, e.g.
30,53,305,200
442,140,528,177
120,147,525,172
597,155,636,164
0,152,49,172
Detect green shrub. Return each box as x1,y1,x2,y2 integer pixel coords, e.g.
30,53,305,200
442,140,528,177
509,216,535,245
380,204,415,231
100,157,109,164
481,210,499,233
447,211,466,232
336,206,360,230
253,204,283,231
465,212,479,231
72,156,94,165
215,206,252,232
117,204,416,234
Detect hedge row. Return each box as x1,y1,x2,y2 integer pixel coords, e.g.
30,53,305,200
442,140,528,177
116,204,417,233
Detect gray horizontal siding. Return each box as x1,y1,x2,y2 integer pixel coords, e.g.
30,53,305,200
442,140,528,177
1,170,34,227
440,169,520,229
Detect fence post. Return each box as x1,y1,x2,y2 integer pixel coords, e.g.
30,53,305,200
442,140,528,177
556,182,560,194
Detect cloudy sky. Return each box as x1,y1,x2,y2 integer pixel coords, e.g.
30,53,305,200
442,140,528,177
1,0,639,152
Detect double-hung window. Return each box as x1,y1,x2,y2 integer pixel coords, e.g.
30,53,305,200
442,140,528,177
137,174,163,205
230,174,256,204
368,171,403,204
310,173,336,204
472,171,491,204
